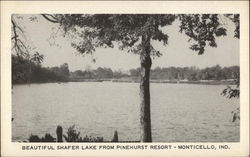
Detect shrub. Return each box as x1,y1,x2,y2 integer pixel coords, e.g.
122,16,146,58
29,135,40,142
63,125,103,142
29,133,55,142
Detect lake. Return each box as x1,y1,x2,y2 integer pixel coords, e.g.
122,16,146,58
12,82,240,142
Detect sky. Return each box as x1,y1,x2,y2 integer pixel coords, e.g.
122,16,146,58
15,15,239,72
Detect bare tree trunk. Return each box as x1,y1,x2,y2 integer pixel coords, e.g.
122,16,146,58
140,34,152,142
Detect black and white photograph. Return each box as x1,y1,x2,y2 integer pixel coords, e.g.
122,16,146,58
11,13,240,142
1,1,249,157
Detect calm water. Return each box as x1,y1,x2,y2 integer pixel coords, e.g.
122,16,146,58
12,82,239,142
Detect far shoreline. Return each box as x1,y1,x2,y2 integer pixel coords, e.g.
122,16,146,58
12,79,237,86
70,79,236,85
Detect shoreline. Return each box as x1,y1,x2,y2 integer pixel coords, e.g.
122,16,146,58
12,79,237,86
69,79,236,85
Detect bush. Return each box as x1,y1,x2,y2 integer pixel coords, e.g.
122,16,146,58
29,133,55,142
28,125,104,142
29,135,40,142
63,125,103,142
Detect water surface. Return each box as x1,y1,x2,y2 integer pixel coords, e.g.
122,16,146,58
12,82,239,142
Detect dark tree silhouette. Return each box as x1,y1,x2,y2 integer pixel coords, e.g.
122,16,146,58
11,15,45,84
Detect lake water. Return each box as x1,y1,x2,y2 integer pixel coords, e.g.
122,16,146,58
12,82,239,142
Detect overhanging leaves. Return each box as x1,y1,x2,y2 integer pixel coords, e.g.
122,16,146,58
179,14,227,55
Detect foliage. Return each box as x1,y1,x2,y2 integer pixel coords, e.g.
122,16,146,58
63,125,104,142
231,107,240,122
179,14,227,54
224,14,240,38
29,133,55,142
63,125,80,142
13,55,239,84
70,65,239,81
39,14,239,61
220,66,240,122
13,14,239,58
94,67,113,78
71,67,129,79
12,55,70,84
113,70,130,79
11,15,44,66
220,66,240,99
50,63,70,81
129,68,141,78
53,14,177,57
28,126,104,142
221,85,240,99
81,135,104,142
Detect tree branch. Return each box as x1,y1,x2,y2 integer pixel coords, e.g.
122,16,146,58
41,14,59,23
11,20,18,42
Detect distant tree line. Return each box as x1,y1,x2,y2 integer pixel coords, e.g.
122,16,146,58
151,65,239,81
70,67,129,79
12,54,239,84
71,65,239,81
12,55,70,84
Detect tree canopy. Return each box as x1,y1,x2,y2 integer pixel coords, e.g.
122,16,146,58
38,14,239,57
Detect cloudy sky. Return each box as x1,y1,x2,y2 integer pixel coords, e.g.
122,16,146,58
15,15,239,72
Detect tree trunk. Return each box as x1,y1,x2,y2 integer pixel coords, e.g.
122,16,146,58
140,34,152,142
